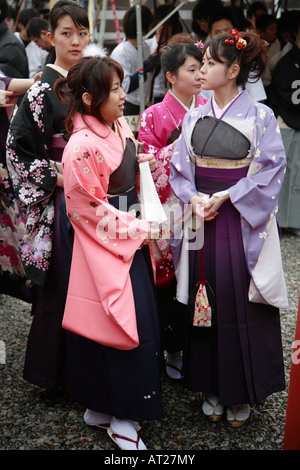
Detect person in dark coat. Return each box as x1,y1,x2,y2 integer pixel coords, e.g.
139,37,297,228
268,11,300,235
0,0,28,78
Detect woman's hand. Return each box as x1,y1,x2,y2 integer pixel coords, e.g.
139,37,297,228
0,89,15,108
34,71,43,82
189,194,207,220
137,152,156,172
203,193,229,221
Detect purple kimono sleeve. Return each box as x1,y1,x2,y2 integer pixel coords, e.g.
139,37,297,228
169,132,198,205
229,112,286,229
0,76,13,90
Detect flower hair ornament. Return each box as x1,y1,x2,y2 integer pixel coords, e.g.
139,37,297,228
225,29,247,50
194,40,204,50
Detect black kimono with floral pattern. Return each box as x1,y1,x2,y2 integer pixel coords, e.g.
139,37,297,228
6,64,69,389
6,64,68,287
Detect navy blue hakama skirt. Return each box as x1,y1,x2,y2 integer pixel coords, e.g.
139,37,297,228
64,188,163,421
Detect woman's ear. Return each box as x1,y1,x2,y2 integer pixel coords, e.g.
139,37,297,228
166,71,175,86
82,92,92,107
229,63,240,81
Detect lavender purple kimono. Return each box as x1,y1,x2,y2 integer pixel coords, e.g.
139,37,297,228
169,91,287,405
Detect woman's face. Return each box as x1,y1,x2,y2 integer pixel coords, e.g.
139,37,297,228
101,71,126,127
49,15,90,71
168,55,202,97
200,49,231,91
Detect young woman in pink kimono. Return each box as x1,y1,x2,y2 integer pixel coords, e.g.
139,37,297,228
138,40,207,381
55,56,163,450
170,30,287,427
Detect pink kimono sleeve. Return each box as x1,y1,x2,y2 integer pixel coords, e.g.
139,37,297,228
138,109,173,202
63,140,150,261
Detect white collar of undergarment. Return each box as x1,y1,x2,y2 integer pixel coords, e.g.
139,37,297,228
212,91,243,119
46,64,68,77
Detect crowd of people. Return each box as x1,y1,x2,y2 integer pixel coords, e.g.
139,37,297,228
0,0,299,451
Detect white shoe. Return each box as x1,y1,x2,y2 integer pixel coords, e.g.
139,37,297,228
165,351,183,380
202,393,224,422
227,404,250,428
107,417,147,450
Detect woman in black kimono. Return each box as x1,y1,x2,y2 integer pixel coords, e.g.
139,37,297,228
6,0,90,390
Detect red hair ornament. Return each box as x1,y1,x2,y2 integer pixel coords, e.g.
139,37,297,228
225,30,247,50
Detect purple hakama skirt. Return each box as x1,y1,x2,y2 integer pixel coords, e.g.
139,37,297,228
183,165,285,406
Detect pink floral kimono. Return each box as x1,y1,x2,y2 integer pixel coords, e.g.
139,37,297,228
138,91,207,290
62,114,151,349
137,90,207,354
61,113,163,421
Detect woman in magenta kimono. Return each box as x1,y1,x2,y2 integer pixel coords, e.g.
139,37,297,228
55,55,163,450
170,30,288,427
138,40,207,380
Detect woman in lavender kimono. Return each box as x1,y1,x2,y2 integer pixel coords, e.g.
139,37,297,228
55,55,163,450
170,29,288,427
138,39,207,380
6,0,90,390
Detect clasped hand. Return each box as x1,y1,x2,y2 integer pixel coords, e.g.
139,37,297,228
190,193,229,221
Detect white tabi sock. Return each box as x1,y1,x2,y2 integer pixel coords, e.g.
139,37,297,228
110,417,146,450
83,409,112,426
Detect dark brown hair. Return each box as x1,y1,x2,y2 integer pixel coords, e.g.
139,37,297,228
49,0,89,34
161,42,203,75
123,5,153,39
55,56,124,136
204,29,268,87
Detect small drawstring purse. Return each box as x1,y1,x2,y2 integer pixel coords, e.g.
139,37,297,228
187,248,216,327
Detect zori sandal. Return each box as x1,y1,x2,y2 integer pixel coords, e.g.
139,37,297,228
87,422,110,433
202,395,224,422
227,404,250,428
107,427,147,450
